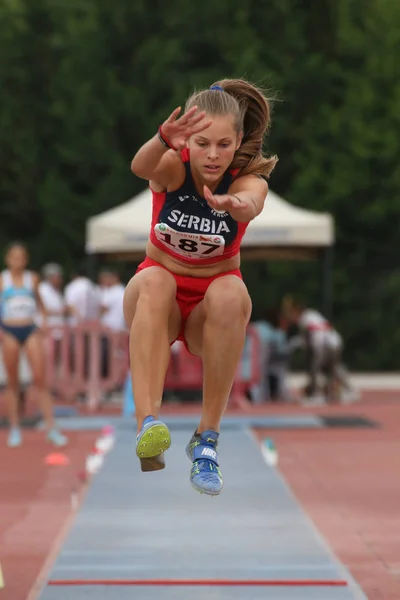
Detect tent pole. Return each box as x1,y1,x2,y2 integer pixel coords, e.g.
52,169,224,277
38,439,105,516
86,253,98,282
321,246,333,320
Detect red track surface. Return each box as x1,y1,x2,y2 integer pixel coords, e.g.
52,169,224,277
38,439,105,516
254,397,400,600
0,394,399,600
0,429,97,600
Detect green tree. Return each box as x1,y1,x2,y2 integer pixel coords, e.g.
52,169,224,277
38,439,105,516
0,0,399,367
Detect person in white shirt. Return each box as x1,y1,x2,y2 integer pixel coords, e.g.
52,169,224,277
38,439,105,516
38,263,66,338
64,266,100,325
99,270,126,332
98,270,126,380
64,265,100,381
285,301,352,402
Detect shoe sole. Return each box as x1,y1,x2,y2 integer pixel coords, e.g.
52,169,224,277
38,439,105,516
136,423,171,471
190,480,223,496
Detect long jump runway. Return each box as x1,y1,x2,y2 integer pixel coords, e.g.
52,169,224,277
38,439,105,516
38,425,367,600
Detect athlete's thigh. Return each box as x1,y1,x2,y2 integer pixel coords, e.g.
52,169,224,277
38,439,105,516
1,332,21,386
123,266,181,343
24,331,46,383
184,275,251,357
182,300,206,357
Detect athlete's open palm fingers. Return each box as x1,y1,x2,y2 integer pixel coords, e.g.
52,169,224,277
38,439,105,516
189,116,213,135
177,106,200,125
165,106,183,124
204,186,240,211
162,106,212,148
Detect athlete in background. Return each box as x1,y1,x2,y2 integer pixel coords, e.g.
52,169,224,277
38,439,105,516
0,242,68,447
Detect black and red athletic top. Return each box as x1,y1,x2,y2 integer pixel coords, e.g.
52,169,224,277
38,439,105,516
149,148,249,265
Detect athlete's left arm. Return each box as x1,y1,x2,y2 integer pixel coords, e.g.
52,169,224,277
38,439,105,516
204,175,268,223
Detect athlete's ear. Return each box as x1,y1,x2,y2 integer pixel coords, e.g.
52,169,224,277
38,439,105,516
235,131,243,150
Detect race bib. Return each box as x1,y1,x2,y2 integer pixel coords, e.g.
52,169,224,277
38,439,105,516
3,296,36,320
154,223,225,259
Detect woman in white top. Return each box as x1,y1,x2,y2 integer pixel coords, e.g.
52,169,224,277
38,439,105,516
0,242,68,447
38,263,66,336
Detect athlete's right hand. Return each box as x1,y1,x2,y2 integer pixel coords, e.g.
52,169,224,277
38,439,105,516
160,106,212,150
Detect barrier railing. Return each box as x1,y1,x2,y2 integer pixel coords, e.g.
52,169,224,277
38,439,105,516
231,324,261,410
44,323,129,411
0,323,262,412
163,324,261,410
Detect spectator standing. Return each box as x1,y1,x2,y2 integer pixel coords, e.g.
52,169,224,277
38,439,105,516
284,301,353,402
38,263,66,335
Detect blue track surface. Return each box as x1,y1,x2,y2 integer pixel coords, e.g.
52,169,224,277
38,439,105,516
38,424,367,600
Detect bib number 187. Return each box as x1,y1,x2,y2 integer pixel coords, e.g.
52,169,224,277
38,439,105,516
154,224,225,258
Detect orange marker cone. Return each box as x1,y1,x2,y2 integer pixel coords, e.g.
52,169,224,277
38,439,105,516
44,453,71,466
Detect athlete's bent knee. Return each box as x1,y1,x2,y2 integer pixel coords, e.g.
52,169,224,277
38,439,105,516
204,278,251,325
136,269,177,314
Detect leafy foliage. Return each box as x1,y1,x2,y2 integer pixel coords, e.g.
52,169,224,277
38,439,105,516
0,0,399,367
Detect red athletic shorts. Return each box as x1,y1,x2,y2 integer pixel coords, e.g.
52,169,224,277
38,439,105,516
136,257,242,347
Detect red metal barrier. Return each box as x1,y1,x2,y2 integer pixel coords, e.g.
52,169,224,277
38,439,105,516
45,323,129,411
163,324,261,410
164,343,203,391
230,324,261,410
0,323,262,412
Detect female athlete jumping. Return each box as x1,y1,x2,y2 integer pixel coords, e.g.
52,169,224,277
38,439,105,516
124,79,277,495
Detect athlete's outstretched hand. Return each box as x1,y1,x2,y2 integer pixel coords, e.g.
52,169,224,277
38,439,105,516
160,106,212,150
203,185,245,212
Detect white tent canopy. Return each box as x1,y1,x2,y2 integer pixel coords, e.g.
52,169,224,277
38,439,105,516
86,188,334,257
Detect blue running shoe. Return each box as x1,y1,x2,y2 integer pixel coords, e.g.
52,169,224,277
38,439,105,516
7,427,22,448
47,428,68,447
186,429,223,496
136,416,171,472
